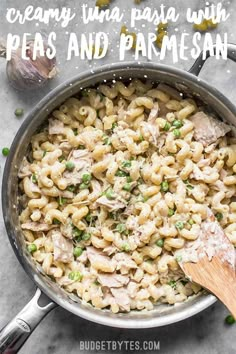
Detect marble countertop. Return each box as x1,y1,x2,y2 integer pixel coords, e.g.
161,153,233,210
0,0,236,353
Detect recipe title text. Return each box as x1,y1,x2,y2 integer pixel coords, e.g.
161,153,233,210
5,2,230,63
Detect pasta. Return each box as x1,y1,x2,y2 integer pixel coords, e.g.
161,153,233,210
18,80,236,313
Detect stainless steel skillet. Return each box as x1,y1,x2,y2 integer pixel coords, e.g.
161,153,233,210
1,44,236,354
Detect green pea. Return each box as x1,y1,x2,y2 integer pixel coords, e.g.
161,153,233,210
2,147,10,156
172,120,183,128
65,161,75,171
123,183,131,192
82,173,92,184
122,160,132,168
168,208,175,217
215,212,223,222
31,173,37,184
160,181,169,192
73,227,83,239
116,223,126,233
126,176,132,183
58,155,65,162
122,243,130,252
82,233,91,241
85,213,92,222
225,315,235,325
173,129,181,138
115,170,128,177
27,243,37,253
53,219,61,225
79,183,89,190
73,247,83,257
112,122,118,130
168,280,177,289
164,122,171,131
68,271,83,282
175,221,184,230
105,188,116,200
156,239,164,247
188,219,195,225
175,255,182,262
67,185,76,192
14,108,24,117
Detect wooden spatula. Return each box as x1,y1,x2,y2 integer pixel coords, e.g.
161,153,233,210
176,210,236,318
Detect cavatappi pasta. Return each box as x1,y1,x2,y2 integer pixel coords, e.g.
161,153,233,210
18,79,236,313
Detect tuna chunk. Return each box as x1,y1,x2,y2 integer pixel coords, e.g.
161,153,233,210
59,142,72,153
97,273,129,288
60,220,74,239
126,216,139,231
77,129,103,151
63,169,85,186
48,119,65,135
147,102,159,126
18,157,31,178
63,149,92,185
86,246,116,273
52,230,74,263
24,177,41,194
21,222,55,232
113,253,137,273
95,196,126,211
190,112,231,147
72,150,91,160
110,288,130,312
135,221,156,243
127,281,139,298
140,121,159,146
103,245,117,255
57,276,75,287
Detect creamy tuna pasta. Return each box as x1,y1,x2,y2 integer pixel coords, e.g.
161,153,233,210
18,79,236,313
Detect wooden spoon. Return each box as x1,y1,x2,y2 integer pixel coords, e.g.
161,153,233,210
177,211,236,318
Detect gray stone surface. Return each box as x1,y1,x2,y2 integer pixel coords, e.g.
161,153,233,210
0,0,236,353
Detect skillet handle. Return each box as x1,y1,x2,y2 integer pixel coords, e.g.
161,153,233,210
189,43,236,76
0,288,56,354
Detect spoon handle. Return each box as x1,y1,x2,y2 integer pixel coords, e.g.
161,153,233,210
214,280,236,319
184,256,236,318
